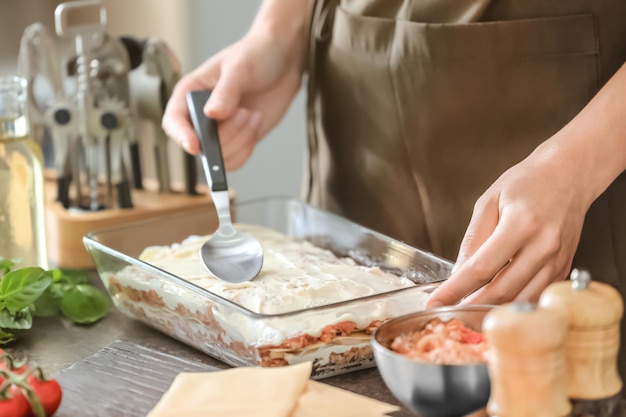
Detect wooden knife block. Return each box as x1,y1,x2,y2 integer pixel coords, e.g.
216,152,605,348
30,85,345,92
44,178,234,269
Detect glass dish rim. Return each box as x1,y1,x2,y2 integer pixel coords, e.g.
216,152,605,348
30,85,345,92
83,196,450,320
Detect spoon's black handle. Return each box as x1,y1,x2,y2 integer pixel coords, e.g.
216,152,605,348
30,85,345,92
186,90,228,192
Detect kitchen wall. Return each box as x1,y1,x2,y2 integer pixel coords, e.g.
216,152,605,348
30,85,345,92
0,0,307,202
0,0,62,74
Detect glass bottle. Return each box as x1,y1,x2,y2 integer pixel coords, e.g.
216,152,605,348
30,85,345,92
0,75,48,269
539,269,625,417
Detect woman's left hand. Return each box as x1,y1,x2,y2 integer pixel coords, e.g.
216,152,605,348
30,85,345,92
427,63,626,307
426,141,595,307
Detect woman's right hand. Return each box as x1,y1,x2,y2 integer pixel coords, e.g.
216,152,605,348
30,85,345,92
162,31,304,171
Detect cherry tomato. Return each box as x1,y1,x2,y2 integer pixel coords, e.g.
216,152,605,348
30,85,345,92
24,376,61,417
0,391,30,417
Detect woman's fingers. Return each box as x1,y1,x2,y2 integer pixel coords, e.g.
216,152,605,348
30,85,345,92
164,60,261,168
427,206,528,307
162,60,222,155
424,197,499,308
427,204,577,308
204,58,249,119
463,220,572,305
218,109,262,170
162,81,203,154
453,194,500,272
513,262,570,302
460,237,555,305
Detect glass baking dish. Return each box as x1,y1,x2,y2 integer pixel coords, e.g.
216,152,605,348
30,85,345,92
83,197,452,378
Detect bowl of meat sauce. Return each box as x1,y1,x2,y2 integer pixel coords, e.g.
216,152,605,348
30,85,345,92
372,305,498,417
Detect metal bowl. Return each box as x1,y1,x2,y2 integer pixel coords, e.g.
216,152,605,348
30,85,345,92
372,305,497,417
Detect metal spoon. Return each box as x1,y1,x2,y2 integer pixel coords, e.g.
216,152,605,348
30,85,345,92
186,90,263,283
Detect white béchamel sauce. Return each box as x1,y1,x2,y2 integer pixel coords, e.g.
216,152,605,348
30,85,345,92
138,224,416,315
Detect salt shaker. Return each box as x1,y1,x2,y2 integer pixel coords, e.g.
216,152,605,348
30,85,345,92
0,75,48,269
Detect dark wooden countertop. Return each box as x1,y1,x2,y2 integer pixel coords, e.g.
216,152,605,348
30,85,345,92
9,272,424,417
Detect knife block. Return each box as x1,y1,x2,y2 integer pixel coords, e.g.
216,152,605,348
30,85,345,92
44,177,235,269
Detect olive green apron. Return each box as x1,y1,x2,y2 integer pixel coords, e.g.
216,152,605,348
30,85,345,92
305,0,626,381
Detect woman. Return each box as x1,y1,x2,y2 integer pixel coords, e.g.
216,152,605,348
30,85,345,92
163,0,626,375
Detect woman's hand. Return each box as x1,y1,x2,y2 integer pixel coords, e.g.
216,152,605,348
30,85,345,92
162,29,304,170
427,141,595,306
427,63,626,308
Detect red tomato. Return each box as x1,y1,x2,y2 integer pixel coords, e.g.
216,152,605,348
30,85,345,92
24,376,61,417
0,391,30,417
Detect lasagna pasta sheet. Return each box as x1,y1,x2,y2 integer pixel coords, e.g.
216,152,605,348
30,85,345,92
147,362,398,417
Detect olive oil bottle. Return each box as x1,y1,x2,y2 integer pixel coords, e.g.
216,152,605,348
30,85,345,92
0,76,48,269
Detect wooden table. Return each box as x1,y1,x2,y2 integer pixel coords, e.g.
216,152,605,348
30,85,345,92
10,273,487,417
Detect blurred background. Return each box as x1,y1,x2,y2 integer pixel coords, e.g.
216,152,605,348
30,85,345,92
0,0,307,201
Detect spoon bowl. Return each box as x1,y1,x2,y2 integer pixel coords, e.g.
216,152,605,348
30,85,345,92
200,190,264,283
187,90,263,283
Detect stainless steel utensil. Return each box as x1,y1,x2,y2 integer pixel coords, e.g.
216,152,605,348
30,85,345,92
186,90,263,283
372,305,495,417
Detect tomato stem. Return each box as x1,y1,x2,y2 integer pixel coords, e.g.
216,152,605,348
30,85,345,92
22,385,46,417
0,367,46,417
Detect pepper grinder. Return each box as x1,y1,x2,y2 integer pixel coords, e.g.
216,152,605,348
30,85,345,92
539,269,624,416
483,302,572,417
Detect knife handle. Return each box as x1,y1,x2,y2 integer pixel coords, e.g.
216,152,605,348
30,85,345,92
186,90,227,192
129,142,143,190
56,176,70,209
117,180,133,209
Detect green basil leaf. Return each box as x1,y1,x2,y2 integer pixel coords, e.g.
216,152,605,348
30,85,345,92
0,268,52,312
32,286,62,317
57,269,90,285
0,307,32,329
60,285,110,324
49,269,64,283
0,258,17,277
0,328,16,345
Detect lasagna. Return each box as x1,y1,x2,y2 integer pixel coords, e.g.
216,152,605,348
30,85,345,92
106,224,432,377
